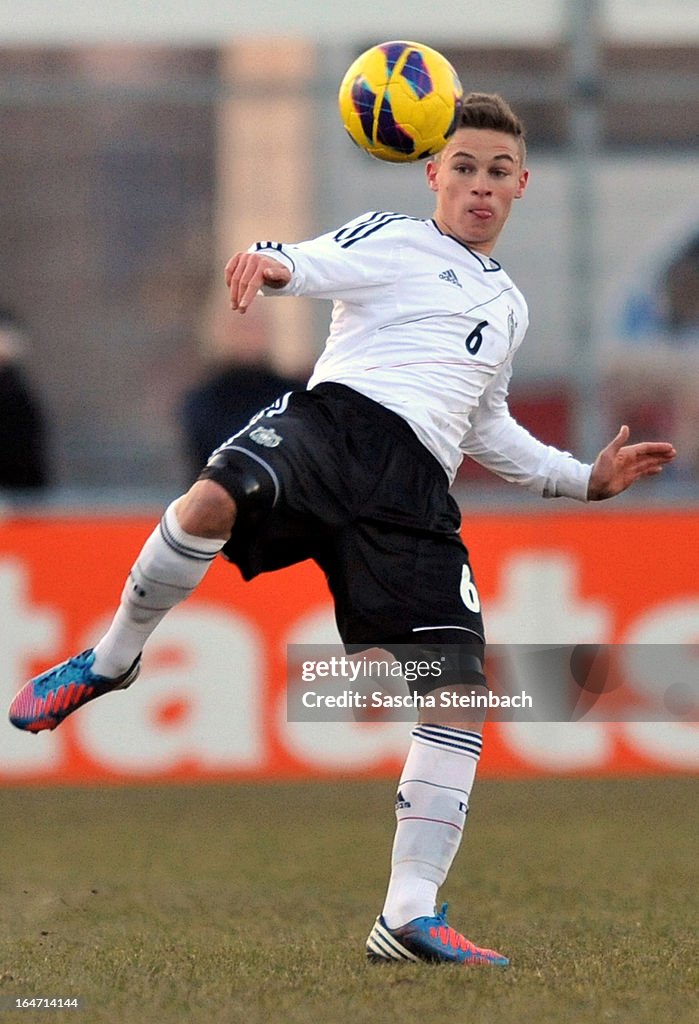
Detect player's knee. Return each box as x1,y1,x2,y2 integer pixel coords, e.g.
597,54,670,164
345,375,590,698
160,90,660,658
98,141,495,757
196,449,277,527
175,479,238,539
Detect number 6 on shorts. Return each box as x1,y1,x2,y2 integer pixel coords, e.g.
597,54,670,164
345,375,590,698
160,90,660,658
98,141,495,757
460,564,481,612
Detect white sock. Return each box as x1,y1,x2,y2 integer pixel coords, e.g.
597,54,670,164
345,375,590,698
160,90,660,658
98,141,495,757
381,724,482,929
92,501,225,677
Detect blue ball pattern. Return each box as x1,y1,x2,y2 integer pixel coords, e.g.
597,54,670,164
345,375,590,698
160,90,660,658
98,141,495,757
376,95,415,155
379,41,409,75
350,76,379,144
400,48,434,99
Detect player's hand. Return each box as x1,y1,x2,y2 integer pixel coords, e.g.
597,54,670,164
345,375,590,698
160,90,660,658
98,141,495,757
224,252,292,313
587,425,677,500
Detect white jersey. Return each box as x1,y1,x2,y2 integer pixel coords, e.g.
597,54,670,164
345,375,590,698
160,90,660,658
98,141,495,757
252,211,591,500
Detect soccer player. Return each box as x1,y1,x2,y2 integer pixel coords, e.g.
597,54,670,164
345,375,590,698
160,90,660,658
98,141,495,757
9,94,675,966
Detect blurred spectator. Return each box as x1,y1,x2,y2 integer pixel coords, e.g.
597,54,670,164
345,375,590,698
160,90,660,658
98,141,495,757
0,310,50,491
181,304,307,480
605,231,699,482
620,234,699,342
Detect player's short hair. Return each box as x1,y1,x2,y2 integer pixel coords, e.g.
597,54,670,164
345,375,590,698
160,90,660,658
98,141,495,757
454,92,527,164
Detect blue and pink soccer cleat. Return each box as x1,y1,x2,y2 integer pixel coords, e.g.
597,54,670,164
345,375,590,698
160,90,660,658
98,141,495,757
366,904,509,966
8,649,140,733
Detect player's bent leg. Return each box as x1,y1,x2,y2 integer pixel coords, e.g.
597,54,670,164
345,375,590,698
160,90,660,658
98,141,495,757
8,454,278,735
8,490,229,733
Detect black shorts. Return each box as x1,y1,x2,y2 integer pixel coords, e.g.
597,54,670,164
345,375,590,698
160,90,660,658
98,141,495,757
199,383,484,649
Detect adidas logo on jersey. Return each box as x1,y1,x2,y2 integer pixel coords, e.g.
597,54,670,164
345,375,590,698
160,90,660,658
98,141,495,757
395,790,412,810
439,268,462,288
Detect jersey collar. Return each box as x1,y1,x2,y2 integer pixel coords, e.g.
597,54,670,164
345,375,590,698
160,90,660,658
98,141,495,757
429,219,502,272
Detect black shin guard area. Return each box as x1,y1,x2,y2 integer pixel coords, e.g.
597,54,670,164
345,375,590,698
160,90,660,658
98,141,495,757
198,450,277,524
379,630,486,696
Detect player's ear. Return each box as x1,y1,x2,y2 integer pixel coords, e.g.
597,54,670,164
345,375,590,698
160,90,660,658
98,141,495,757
514,168,529,199
426,159,440,192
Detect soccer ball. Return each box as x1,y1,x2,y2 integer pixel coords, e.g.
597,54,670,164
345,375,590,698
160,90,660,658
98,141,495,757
338,40,463,163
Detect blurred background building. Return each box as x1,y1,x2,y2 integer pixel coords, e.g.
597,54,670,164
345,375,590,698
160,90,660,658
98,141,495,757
0,0,697,503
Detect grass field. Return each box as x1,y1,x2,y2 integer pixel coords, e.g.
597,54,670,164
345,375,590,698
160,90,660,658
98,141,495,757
0,777,696,1024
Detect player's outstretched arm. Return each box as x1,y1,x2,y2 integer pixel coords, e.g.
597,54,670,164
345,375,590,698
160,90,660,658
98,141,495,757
225,252,292,313
587,425,677,501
